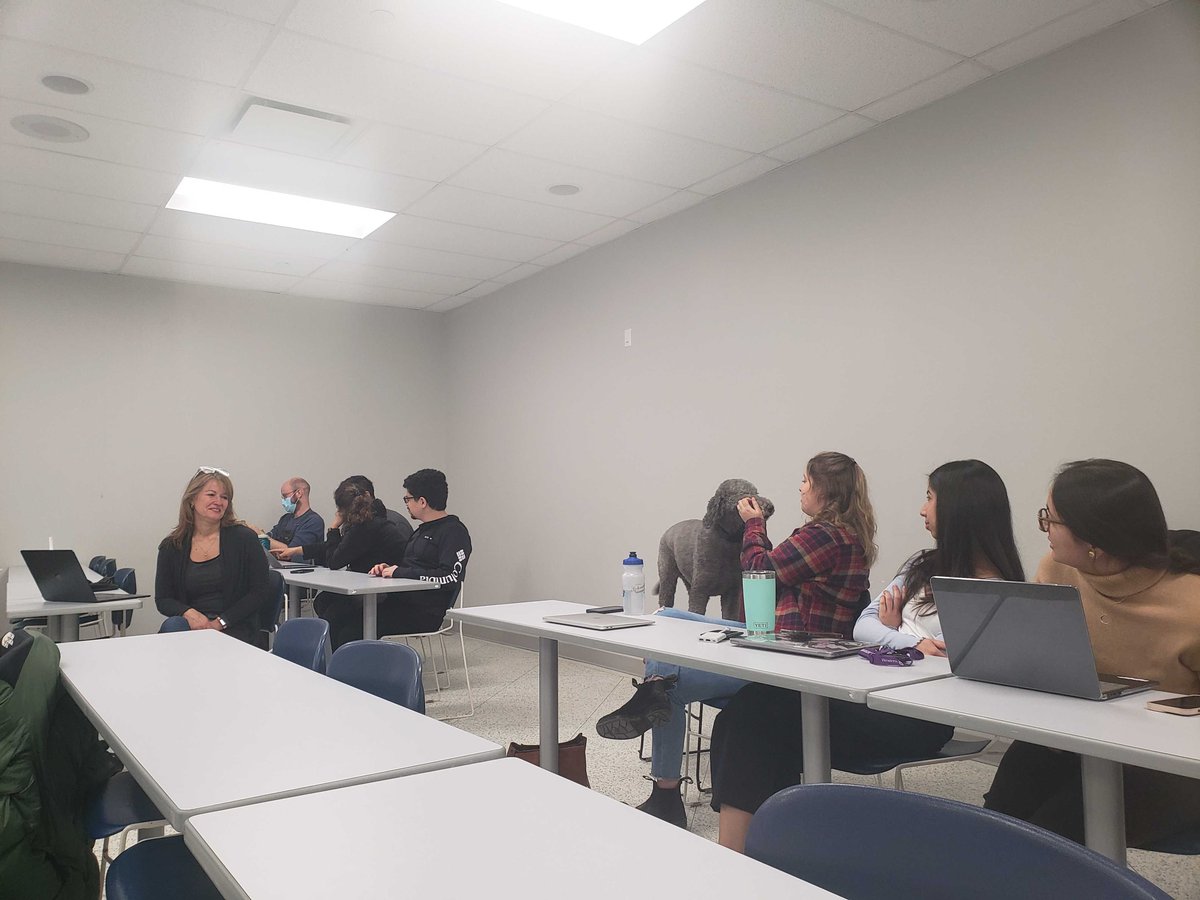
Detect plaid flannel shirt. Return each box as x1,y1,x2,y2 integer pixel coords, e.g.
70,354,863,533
740,517,870,636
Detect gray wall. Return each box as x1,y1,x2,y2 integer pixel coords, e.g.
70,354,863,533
0,262,447,633
444,2,1200,610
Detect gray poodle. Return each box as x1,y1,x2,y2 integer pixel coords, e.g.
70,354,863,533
654,479,775,621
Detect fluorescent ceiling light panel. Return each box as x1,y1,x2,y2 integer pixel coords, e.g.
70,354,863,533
493,0,705,44
166,177,394,238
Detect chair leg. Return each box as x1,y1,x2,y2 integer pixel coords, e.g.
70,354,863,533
434,628,476,721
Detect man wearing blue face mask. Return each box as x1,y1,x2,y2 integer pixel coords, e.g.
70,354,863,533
263,477,325,554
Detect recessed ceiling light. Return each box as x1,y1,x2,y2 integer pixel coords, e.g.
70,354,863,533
10,114,90,143
41,74,92,95
166,177,395,239
492,0,705,44
548,184,581,196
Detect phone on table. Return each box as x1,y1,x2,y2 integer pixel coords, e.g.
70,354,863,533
699,628,744,643
1145,695,1200,716
585,605,624,614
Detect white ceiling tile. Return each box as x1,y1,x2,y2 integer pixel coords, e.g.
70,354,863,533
564,50,845,153
188,0,293,24
187,142,434,211
0,39,237,135
627,191,707,224
0,237,125,272
575,218,643,247
286,278,443,308
338,241,514,280
500,107,751,188
404,185,614,242
857,61,993,122
0,143,179,204
0,211,139,254
121,255,302,292
765,114,877,163
819,0,1097,56
422,294,478,312
456,281,505,299
368,215,561,262
530,242,590,267
245,32,549,145
688,157,784,196
134,234,326,277
148,208,359,257
337,124,487,182
0,0,273,85
0,99,204,174
307,259,479,294
489,263,542,285
0,182,157,231
647,0,963,110
283,0,631,101
976,0,1147,72
446,148,677,218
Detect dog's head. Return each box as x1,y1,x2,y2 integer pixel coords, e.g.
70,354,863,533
703,479,774,538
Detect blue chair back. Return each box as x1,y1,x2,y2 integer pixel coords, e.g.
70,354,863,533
260,570,286,634
745,784,1170,900
105,835,222,900
89,555,108,574
328,641,425,713
272,617,332,674
111,567,137,630
101,557,117,578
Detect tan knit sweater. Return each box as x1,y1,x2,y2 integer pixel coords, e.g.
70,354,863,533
1036,554,1200,694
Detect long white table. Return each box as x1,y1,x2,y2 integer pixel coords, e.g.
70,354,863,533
58,630,503,829
868,677,1200,864
450,600,951,781
6,564,144,641
278,567,437,640
184,757,838,900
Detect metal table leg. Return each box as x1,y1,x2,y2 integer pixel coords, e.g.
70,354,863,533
286,583,301,621
539,637,559,773
362,594,378,641
801,692,831,783
1082,755,1127,864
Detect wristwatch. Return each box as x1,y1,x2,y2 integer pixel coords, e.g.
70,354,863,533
217,617,228,630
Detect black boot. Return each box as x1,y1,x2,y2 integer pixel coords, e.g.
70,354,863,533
596,675,677,740
636,779,687,828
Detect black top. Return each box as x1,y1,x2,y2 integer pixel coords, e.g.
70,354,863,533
390,514,472,618
302,511,408,573
155,525,271,628
183,556,224,616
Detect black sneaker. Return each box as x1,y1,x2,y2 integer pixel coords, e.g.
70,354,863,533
596,675,676,740
636,779,688,828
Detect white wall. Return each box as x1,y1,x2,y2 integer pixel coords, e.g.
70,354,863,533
445,2,1200,610
0,263,448,633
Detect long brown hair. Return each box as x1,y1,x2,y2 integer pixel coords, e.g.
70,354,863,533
167,470,240,548
334,478,375,528
806,451,878,567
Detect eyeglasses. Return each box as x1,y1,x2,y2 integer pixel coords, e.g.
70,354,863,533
858,646,925,667
1037,507,1064,533
197,466,230,478
402,495,415,504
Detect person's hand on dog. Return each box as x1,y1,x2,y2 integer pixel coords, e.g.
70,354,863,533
737,496,764,522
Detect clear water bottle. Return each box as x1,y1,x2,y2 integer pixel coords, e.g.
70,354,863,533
622,552,646,615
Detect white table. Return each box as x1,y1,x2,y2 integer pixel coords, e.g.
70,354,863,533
278,567,437,640
868,678,1200,864
184,757,837,900
450,600,951,782
57,630,503,829
5,564,144,642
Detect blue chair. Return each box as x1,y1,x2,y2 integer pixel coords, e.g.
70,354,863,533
87,771,166,884
110,567,137,636
257,570,286,649
89,555,108,574
105,835,222,900
272,617,332,674
328,640,425,713
744,783,1171,900
836,735,992,789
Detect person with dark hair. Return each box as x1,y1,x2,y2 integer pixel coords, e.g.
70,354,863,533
279,477,408,648
345,474,414,542
155,468,271,644
709,459,1025,852
596,451,876,829
984,459,1200,847
368,468,472,641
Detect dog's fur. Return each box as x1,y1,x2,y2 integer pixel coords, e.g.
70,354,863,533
655,479,775,621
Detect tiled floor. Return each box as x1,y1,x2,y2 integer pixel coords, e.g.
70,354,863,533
103,634,1199,898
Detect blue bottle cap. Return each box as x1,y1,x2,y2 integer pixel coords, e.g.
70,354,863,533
623,553,643,565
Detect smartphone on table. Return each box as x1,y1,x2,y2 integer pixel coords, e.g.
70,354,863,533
1145,695,1200,716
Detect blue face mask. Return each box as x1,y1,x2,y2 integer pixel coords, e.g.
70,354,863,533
281,495,298,514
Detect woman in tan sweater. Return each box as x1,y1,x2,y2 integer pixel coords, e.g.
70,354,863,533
984,459,1200,847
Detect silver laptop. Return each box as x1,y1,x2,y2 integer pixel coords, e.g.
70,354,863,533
932,576,1156,701
262,546,314,569
730,633,874,659
542,613,653,631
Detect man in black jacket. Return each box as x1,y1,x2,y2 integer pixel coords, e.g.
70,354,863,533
369,469,471,638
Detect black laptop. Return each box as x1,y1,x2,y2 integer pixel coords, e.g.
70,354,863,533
21,550,148,604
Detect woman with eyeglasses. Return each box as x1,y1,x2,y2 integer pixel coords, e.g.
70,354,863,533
156,468,270,644
984,459,1200,847
709,459,1025,852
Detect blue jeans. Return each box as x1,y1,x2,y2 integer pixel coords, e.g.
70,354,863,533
159,616,192,633
647,608,747,781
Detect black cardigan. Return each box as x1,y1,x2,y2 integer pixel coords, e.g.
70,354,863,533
301,513,408,573
154,524,271,628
